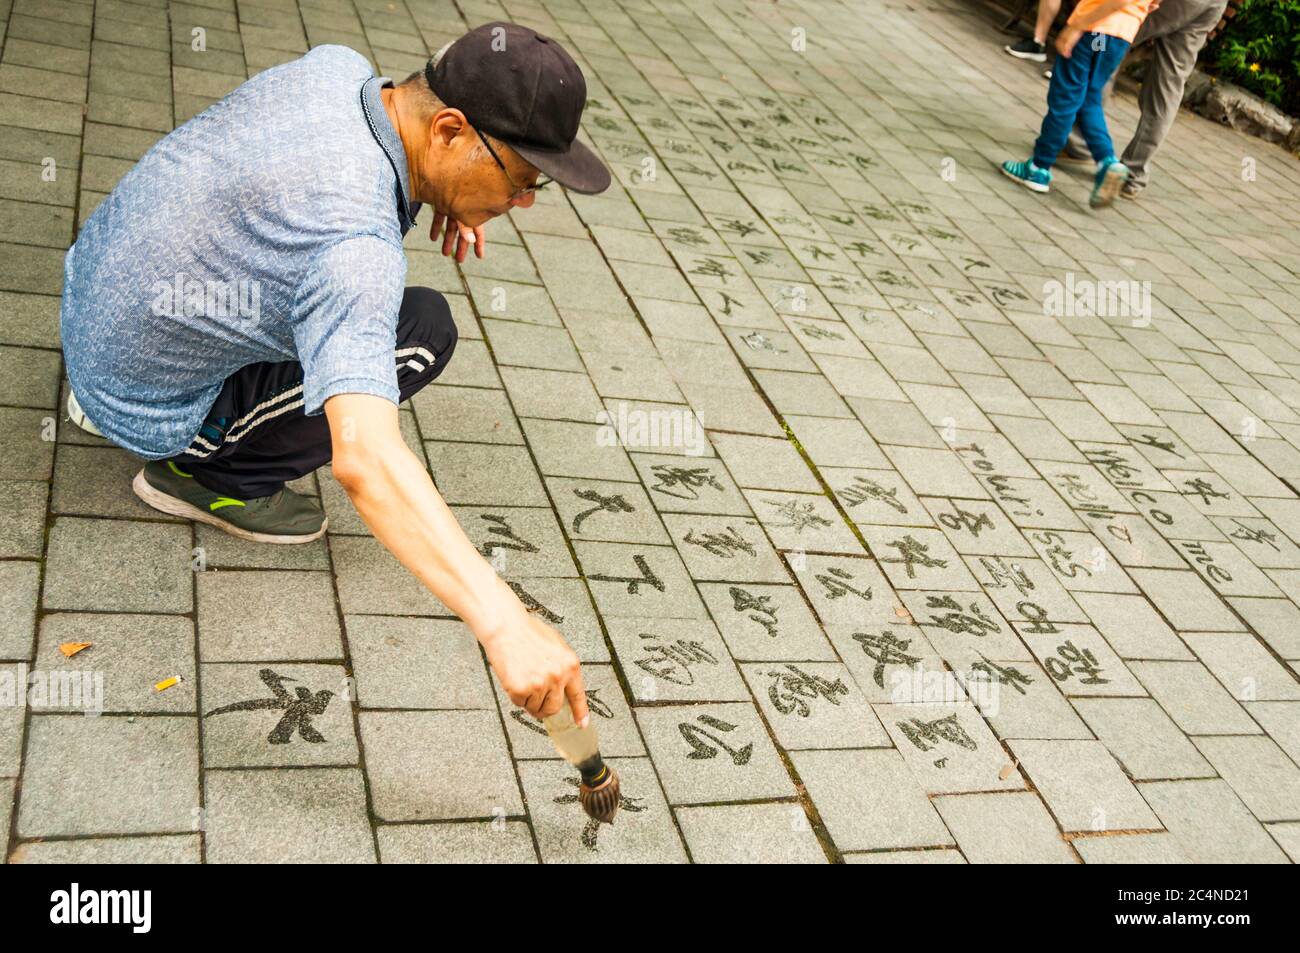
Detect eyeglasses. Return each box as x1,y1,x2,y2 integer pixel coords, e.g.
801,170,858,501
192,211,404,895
475,128,552,198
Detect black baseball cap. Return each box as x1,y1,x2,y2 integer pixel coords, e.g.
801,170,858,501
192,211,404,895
424,22,611,195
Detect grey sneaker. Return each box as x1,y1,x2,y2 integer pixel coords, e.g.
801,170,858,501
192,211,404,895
1120,179,1144,200
133,460,327,544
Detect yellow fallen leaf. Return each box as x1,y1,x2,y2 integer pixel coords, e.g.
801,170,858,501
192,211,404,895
59,642,92,658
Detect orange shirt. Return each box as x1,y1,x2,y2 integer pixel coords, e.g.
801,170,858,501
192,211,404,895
1068,0,1154,43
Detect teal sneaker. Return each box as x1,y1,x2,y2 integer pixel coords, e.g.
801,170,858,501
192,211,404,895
1000,158,1052,193
133,460,327,544
1091,158,1129,209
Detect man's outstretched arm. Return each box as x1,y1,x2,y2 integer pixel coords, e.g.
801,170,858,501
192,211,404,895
324,392,590,725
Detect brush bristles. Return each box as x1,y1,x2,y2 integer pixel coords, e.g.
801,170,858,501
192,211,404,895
579,769,621,824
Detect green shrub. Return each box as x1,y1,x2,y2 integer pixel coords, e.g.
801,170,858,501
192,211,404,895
1202,0,1300,116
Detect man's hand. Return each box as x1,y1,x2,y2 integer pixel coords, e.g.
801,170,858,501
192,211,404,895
1055,24,1083,58
324,393,588,724
481,613,590,724
430,212,485,263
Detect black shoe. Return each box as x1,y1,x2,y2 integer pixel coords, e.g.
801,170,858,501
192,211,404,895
1005,38,1047,62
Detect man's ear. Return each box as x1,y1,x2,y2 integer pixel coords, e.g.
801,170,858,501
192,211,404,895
431,107,468,149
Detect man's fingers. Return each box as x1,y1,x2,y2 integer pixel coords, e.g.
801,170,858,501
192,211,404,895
430,213,446,244
565,670,590,729
441,224,456,257
537,685,566,721
473,226,487,259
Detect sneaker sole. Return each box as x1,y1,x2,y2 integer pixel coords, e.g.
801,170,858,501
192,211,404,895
66,392,104,437
1091,164,1128,209
1000,164,1050,193
133,469,327,545
1004,47,1047,62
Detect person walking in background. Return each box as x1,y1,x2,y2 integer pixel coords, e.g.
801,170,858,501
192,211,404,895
1000,0,1158,209
1005,0,1064,61
1064,0,1232,198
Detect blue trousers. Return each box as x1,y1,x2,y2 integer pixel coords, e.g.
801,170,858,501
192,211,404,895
1033,32,1132,168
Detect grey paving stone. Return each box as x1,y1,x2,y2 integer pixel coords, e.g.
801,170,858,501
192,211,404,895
698,581,836,662
791,748,954,852
823,466,930,528
634,702,793,805
1019,623,1146,697
427,440,550,505
18,714,199,836
743,660,889,749
499,365,605,421
411,383,522,444
376,821,537,863
9,834,201,864
0,480,47,557
201,663,356,768
1128,660,1260,735
900,588,1032,664
1130,567,1244,632
785,414,890,469
675,802,828,863
1138,779,1289,863
1071,591,1194,660
204,767,376,863
844,848,967,864
359,710,522,821
519,757,688,863
878,701,1024,794
1008,739,1161,833
662,513,790,583
49,444,170,519
348,616,494,710
741,488,861,554
545,475,668,544
934,792,1076,863
606,617,747,704
35,613,195,714
574,540,707,620
0,559,39,659
194,523,331,570
330,535,445,616
451,505,577,577
1191,735,1300,822
629,450,751,515
43,516,192,613
710,431,820,493
1072,832,1189,864
197,570,342,661
1181,631,1300,701
952,657,1094,740
1072,698,1214,780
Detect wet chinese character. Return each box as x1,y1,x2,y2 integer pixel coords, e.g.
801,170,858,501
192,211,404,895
1043,640,1108,685
554,777,646,851
938,505,994,537
815,565,873,602
635,632,717,686
507,581,565,625
679,713,752,764
851,631,921,688
1228,519,1280,552
764,664,848,716
1182,477,1230,505
925,595,1000,636
571,488,635,534
206,669,333,744
838,475,907,513
683,525,756,558
899,713,977,759
729,585,779,637
589,554,666,594
649,464,723,500
967,656,1033,696
879,535,948,579
765,498,832,534
979,556,1034,596
479,513,539,557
